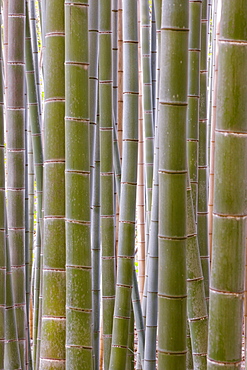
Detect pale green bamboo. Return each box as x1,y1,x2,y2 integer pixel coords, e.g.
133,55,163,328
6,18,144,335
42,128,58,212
91,121,100,370
7,1,26,366
27,126,34,291
187,0,202,218
126,306,134,370
208,1,247,368
112,0,118,129
5,227,22,370
65,1,93,368
151,2,156,123
158,0,189,368
88,4,100,365
109,1,138,368
186,176,208,369
25,9,43,367
186,323,193,370
198,0,210,303
40,0,66,367
99,1,115,368
28,0,42,122
143,126,159,370
141,0,154,229
0,14,5,365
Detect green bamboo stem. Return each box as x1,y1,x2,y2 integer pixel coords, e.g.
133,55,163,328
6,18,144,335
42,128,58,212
186,176,208,369
197,0,210,303
117,0,123,163
186,322,193,370
141,0,154,229
88,4,100,365
28,0,42,122
187,0,202,219
126,305,134,370
40,0,66,367
99,1,116,368
207,1,247,368
151,2,156,123
91,122,100,370
158,0,189,368
7,1,26,366
137,93,145,301
109,0,138,367
143,126,159,370
112,0,118,130
208,0,220,262
5,227,22,370
27,125,34,293
65,1,93,368
0,16,5,366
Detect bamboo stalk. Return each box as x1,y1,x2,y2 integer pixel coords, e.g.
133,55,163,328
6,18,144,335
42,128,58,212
109,0,139,367
158,1,189,367
40,0,66,367
208,1,247,368
7,1,26,366
99,1,116,368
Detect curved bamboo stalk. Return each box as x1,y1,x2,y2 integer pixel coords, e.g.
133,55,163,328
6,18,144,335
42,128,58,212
158,0,189,367
208,1,247,368
40,0,66,367
7,1,26,366
109,0,138,367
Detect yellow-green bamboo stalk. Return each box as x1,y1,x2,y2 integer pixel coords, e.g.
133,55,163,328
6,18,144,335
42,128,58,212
117,0,123,162
197,0,210,303
109,0,138,367
40,0,66,368
158,0,189,368
99,1,115,367
65,1,93,368
7,1,26,366
208,1,247,368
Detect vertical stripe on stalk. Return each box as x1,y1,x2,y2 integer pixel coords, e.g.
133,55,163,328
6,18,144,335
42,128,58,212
158,1,189,368
109,0,138,368
40,0,66,368
208,1,247,368
7,1,26,367
65,1,93,368
99,0,115,368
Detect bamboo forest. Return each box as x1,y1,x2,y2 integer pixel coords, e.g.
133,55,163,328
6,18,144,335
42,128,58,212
1,0,247,369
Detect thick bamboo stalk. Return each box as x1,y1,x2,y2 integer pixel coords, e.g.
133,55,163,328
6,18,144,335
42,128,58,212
40,0,66,368
109,0,138,367
65,1,93,368
99,1,116,368
158,0,189,368
208,1,247,368
7,1,26,366
117,0,123,162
